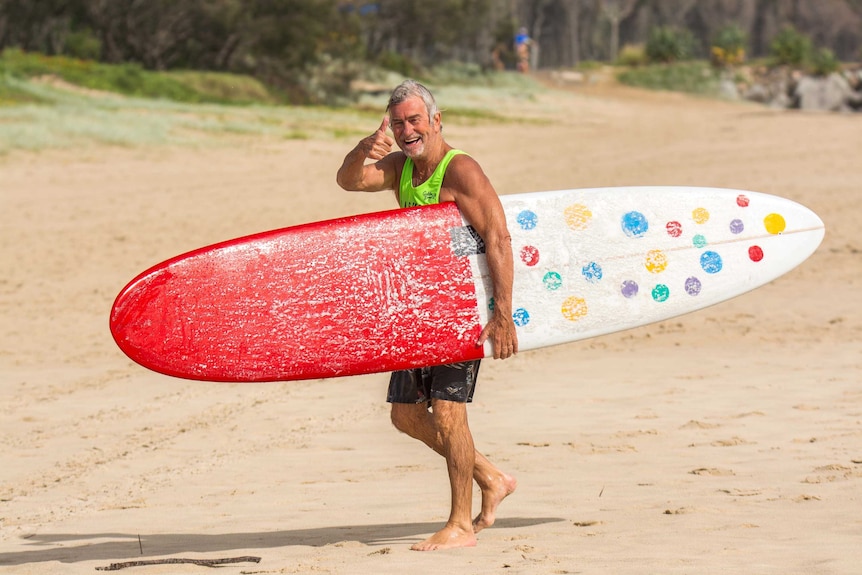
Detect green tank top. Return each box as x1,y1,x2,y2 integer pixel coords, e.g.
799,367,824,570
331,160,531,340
398,149,466,208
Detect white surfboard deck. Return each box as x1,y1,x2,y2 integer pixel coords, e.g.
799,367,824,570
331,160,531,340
471,186,824,354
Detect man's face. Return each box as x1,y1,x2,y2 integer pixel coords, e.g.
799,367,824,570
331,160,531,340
389,97,440,160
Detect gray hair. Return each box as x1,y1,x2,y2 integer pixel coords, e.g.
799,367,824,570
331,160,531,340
387,80,439,120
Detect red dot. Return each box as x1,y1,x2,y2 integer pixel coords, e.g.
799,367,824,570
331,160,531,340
520,245,540,266
737,194,750,207
666,221,683,237
749,245,764,262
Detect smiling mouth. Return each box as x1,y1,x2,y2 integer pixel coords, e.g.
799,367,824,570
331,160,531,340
404,136,421,146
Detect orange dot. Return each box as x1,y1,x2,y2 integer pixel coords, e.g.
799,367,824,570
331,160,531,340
561,296,588,321
645,249,668,273
565,204,592,231
764,213,786,235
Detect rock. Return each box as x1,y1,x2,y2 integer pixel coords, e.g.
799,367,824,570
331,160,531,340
794,73,852,112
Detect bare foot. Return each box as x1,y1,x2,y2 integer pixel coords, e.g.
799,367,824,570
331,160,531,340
411,523,477,551
473,472,518,533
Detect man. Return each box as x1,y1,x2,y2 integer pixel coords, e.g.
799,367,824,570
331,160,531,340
336,80,518,551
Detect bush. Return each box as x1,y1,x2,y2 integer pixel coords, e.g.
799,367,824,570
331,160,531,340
769,26,812,67
64,29,102,61
646,27,697,64
617,62,720,95
616,44,648,67
710,24,747,67
0,48,276,105
377,51,420,77
807,47,840,76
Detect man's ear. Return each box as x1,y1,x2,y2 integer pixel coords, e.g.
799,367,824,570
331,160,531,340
433,111,442,131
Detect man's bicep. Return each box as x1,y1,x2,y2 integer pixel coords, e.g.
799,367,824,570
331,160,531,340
451,167,507,241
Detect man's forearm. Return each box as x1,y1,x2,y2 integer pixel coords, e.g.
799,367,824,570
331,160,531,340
336,145,369,191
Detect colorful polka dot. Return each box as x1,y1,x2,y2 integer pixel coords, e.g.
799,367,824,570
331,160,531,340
543,271,563,291
730,219,744,234
666,221,683,237
622,211,649,238
737,194,750,207
516,210,538,230
764,213,786,235
685,276,702,296
513,308,531,327
645,249,668,274
565,204,592,231
582,262,603,283
700,251,723,274
692,234,708,249
520,245,540,266
561,296,588,321
652,284,670,302
749,245,764,262
692,207,710,224
621,280,639,298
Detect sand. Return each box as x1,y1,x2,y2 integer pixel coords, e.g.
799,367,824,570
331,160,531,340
1,80,860,574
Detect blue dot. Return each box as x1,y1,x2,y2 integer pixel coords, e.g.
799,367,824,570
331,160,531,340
513,308,530,327
621,280,639,298
582,262,603,283
517,210,538,230
622,211,649,238
700,251,723,274
730,219,744,234
543,271,562,291
652,284,670,302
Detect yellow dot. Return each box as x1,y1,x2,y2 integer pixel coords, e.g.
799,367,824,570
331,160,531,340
764,213,786,235
645,249,668,273
561,296,588,321
564,204,592,231
692,207,710,224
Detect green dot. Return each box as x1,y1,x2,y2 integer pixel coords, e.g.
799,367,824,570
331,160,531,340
652,284,670,302
543,271,563,291
693,234,708,248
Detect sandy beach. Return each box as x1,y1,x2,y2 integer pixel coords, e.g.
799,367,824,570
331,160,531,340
1,78,860,574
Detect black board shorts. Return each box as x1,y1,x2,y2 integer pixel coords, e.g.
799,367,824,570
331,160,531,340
387,360,481,405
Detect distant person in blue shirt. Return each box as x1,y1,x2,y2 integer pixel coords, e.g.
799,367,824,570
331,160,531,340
515,27,532,72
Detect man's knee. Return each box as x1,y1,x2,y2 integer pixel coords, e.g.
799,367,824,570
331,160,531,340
390,402,424,434
430,399,468,432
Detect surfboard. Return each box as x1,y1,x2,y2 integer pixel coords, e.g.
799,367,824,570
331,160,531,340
110,187,824,382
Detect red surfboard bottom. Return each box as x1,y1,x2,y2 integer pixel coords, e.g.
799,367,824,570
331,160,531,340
110,203,484,382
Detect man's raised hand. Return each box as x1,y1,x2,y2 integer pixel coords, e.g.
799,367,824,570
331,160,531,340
363,115,394,160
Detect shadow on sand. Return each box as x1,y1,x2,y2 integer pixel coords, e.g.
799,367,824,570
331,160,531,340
0,516,564,565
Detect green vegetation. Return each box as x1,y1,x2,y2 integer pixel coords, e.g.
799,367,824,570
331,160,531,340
0,49,550,154
768,25,841,76
645,27,697,64
0,49,276,105
617,61,720,95
769,26,812,67
807,47,841,76
616,44,648,67
711,24,748,67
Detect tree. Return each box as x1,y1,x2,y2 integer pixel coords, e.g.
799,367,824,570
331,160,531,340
601,0,638,62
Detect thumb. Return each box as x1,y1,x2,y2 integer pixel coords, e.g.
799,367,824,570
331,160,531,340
379,115,389,134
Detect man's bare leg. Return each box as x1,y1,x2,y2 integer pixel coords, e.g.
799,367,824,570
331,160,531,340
472,451,518,533
390,402,516,547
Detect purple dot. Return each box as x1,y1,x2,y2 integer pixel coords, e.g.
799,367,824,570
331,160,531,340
685,276,702,296
730,219,744,234
621,280,639,298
